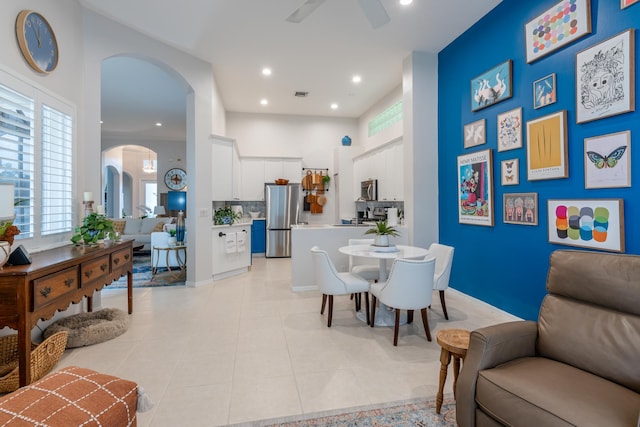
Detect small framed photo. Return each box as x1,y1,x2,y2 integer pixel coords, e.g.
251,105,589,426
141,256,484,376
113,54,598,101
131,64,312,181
504,193,538,226
547,199,625,252
526,110,568,181
576,29,635,124
457,149,494,226
497,107,522,152
471,60,512,111
584,131,631,189
463,119,486,148
621,0,639,9
533,74,556,109
501,159,519,186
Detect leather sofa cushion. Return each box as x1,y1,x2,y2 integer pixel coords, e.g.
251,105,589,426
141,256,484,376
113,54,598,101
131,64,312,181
476,357,640,427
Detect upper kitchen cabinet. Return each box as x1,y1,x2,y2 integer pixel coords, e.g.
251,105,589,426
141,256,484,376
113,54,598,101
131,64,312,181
264,158,302,183
212,136,236,201
353,139,404,201
241,158,266,201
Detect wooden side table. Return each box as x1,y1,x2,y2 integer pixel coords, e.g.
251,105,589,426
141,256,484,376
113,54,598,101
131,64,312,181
435,328,471,414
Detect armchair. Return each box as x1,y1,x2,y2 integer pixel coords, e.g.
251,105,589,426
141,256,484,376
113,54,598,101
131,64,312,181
456,250,640,427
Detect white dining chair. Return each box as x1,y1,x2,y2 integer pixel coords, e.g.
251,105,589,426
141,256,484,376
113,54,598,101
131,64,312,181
370,257,436,346
348,238,380,282
311,246,370,327
429,243,455,320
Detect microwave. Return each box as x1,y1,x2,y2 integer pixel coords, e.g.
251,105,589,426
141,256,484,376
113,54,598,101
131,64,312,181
360,179,378,201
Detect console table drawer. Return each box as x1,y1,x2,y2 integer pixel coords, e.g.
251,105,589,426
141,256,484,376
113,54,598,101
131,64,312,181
111,247,132,271
80,255,110,286
33,267,79,310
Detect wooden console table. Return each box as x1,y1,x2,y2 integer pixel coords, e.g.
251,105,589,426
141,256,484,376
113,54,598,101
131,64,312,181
0,240,133,387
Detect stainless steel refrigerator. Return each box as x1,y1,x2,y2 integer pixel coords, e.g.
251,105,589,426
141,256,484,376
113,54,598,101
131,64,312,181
265,183,300,258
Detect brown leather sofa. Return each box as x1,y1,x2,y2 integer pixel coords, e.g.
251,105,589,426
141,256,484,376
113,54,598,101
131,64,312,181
456,250,640,427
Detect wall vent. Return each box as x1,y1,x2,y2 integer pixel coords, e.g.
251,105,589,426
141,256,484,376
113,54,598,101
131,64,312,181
294,91,309,97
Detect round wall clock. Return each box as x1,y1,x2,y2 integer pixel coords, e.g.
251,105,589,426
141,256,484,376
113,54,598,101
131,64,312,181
164,168,187,190
15,10,59,74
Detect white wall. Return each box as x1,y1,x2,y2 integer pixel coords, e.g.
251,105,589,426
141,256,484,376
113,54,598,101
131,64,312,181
357,85,403,151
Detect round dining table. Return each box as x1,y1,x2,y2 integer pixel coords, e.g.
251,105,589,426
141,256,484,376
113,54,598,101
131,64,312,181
338,244,431,326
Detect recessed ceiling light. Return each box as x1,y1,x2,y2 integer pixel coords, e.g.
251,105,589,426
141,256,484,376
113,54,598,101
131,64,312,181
100,120,103,124
262,67,272,76
400,0,413,5
352,75,362,84
330,103,338,110
155,122,162,127
260,99,269,106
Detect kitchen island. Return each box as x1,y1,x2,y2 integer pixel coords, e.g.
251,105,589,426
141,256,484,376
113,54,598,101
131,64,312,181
291,224,408,291
212,221,252,280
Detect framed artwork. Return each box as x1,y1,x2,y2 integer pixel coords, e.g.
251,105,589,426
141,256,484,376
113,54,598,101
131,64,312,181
497,107,522,152
504,193,538,226
471,60,512,111
501,159,519,186
526,110,568,181
621,0,640,9
547,199,625,252
457,149,494,226
584,131,631,189
533,73,557,109
464,119,486,148
525,0,592,64
576,29,635,124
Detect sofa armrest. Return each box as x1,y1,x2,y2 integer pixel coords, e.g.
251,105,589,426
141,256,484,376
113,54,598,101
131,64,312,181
456,320,538,427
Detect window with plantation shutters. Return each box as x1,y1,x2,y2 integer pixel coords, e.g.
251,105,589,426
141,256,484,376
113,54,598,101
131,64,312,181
0,70,75,243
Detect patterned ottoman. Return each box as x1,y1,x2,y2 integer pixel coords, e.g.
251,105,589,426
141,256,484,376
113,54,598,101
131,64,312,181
0,366,146,426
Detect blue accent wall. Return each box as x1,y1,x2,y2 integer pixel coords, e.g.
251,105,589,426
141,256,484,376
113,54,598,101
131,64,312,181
438,0,640,320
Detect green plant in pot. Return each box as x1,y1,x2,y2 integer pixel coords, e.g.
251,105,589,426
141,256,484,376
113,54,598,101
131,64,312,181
322,174,330,189
364,220,399,247
214,206,240,225
70,213,115,245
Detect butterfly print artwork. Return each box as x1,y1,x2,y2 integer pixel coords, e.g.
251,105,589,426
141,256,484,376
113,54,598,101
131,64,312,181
586,146,627,169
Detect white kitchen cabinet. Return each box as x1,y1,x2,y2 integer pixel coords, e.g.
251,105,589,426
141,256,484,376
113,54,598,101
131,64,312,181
241,158,266,200
212,223,252,280
264,158,302,183
232,145,241,200
211,136,234,201
379,142,404,201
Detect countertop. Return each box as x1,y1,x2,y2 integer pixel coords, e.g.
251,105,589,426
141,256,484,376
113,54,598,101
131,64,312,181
211,220,254,229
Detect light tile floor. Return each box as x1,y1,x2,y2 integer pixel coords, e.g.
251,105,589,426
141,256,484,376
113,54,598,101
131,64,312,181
57,257,517,426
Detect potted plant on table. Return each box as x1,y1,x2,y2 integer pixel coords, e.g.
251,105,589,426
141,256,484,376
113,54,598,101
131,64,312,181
364,220,399,247
70,213,115,246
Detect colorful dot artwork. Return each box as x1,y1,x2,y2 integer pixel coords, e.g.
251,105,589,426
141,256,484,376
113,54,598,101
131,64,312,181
530,0,581,54
555,205,609,242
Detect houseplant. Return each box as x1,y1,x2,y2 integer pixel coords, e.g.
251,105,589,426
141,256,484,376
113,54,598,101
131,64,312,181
364,220,399,247
214,206,241,225
70,213,115,245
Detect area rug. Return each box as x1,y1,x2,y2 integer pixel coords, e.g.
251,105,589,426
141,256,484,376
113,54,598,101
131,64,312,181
108,254,185,288
231,397,457,427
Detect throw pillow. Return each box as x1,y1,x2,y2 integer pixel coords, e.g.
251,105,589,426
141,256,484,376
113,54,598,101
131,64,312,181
152,221,165,232
110,220,126,235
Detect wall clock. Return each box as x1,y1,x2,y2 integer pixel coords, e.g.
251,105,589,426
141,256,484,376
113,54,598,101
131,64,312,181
164,168,187,190
15,10,59,74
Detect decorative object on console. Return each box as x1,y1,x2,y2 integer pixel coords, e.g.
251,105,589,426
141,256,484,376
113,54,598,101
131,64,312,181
168,191,186,245
526,110,568,181
576,29,635,124
83,191,94,217
525,0,592,64
70,212,115,245
0,184,16,244
0,242,9,270
470,60,512,111
15,10,59,74
457,149,494,227
365,220,399,247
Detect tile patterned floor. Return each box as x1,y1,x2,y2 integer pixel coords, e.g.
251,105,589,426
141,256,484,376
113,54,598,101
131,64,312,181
57,257,517,426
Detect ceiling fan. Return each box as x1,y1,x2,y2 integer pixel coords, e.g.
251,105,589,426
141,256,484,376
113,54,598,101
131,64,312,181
286,0,390,29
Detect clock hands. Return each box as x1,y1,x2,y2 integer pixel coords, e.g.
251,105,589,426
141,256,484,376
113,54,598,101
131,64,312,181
171,175,181,185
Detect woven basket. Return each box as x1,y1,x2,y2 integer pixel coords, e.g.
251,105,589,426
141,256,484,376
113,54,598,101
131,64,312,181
0,331,68,393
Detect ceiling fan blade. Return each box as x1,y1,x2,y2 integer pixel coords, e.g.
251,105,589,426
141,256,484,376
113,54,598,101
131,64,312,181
357,0,390,29
285,0,327,23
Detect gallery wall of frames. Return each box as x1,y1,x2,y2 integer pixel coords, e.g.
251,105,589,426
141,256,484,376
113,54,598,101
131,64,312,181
438,0,640,320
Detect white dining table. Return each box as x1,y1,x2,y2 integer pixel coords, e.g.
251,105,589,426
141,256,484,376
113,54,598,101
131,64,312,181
338,244,431,326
